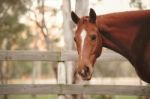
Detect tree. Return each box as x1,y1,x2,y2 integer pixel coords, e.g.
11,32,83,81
24,0,62,84
0,0,31,82
129,0,144,10
0,0,31,49
0,1,31,99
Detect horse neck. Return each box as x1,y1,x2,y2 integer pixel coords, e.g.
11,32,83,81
96,11,149,60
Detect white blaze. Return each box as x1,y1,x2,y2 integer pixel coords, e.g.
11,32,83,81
80,29,87,60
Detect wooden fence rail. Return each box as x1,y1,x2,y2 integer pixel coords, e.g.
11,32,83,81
0,50,150,96
0,84,150,95
0,50,126,62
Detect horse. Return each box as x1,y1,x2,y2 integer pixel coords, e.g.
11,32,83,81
71,8,150,83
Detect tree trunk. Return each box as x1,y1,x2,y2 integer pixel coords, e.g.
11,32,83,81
62,0,74,84
75,0,89,16
62,0,75,99
1,38,9,99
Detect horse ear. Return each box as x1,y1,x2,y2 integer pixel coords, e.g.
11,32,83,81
89,8,96,23
71,11,80,24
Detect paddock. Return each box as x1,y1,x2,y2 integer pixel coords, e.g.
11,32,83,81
0,50,150,96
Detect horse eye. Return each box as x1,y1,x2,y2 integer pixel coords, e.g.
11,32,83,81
91,35,96,41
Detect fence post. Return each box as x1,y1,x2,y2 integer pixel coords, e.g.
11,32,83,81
57,61,66,99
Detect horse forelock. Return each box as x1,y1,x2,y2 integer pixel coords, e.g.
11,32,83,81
79,16,89,24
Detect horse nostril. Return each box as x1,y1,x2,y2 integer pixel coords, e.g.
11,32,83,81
84,65,90,73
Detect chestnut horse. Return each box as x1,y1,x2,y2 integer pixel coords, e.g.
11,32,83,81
71,8,150,83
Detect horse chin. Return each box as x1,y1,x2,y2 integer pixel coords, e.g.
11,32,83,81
81,75,92,80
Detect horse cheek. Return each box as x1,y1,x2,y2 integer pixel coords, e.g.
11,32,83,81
96,40,102,58
90,54,97,66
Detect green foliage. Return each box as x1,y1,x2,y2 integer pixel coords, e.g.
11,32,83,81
0,0,31,49
0,0,29,15
12,62,33,78
0,14,27,49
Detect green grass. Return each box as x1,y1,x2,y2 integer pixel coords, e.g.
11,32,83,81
92,95,138,99
0,95,57,99
114,95,138,99
0,95,141,99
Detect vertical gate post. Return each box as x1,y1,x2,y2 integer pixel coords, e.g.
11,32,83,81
57,61,66,99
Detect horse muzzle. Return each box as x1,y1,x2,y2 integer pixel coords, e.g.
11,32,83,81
78,64,93,80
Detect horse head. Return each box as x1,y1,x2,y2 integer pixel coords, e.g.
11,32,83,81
71,8,102,80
